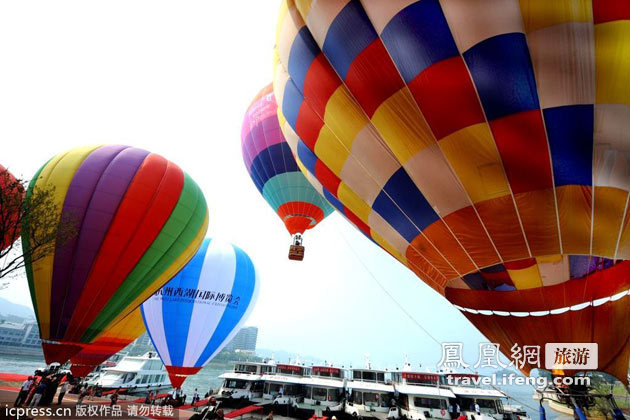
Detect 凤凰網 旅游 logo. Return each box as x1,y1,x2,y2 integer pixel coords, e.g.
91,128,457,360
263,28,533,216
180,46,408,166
153,286,241,305
545,343,598,370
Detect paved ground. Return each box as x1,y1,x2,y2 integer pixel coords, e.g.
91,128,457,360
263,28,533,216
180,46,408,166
0,387,200,419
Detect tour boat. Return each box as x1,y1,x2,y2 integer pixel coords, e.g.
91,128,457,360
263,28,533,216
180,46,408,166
260,362,310,414
345,366,399,420
296,365,346,418
394,371,455,420
86,351,170,394
216,360,275,407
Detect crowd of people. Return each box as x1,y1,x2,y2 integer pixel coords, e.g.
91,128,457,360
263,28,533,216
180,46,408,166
13,367,70,408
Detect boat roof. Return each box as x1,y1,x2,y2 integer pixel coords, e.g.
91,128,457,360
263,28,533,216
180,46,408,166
352,367,389,373
232,361,275,366
394,384,455,399
261,374,305,385
449,386,504,398
301,377,345,389
346,380,394,392
220,372,263,381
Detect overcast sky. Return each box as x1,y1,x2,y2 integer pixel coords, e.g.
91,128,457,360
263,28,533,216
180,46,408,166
0,1,489,370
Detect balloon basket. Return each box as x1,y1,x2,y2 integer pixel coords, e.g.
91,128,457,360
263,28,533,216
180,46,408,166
289,234,304,261
289,244,305,261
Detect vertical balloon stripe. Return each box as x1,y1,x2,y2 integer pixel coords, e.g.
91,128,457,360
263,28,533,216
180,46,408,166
57,147,151,337
50,145,147,339
141,293,171,366
22,161,50,332
65,155,181,341
164,239,212,367
84,175,208,341
195,245,257,367
183,240,237,367
29,145,101,339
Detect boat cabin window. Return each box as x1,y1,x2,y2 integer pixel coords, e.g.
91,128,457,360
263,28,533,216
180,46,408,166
413,397,446,410
312,367,342,378
265,382,300,396
353,370,385,383
477,398,500,414
252,381,264,392
261,366,274,374
403,373,439,386
226,379,248,389
145,360,162,370
459,397,500,413
361,391,389,407
308,387,341,402
235,364,257,374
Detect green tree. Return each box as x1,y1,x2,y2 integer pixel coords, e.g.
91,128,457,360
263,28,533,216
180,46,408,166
0,168,77,287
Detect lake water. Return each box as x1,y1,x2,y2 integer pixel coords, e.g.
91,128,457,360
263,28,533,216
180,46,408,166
0,355,570,419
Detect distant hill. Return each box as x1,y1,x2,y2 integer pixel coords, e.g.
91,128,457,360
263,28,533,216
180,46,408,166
257,348,327,366
0,297,35,319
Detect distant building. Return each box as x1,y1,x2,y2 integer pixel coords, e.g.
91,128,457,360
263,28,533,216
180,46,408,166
0,320,43,357
225,327,258,352
127,332,154,355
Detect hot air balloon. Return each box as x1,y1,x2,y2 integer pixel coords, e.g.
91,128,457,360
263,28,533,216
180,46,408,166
242,84,333,261
69,308,145,378
141,238,259,388
22,145,209,364
0,165,24,251
273,0,630,383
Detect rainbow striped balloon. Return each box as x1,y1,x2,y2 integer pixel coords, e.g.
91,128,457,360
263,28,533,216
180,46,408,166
22,145,208,364
242,84,332,237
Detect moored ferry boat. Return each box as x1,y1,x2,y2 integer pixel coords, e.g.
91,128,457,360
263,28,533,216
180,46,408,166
216,360,275,407
84,351,128,380
261,362,309,410
395,371,455,420
297,365,346,418
86,352,170,394
345,367,398,420
445,373,531,420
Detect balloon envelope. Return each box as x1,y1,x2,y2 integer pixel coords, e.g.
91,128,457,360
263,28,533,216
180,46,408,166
242,84,333,236
22,145,208,364
69,308,145,378
141,238,259,388
274,0,630,381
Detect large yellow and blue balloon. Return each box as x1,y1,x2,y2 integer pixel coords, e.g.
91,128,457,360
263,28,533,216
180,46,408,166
141,238,259,388
22,145,208,364
274,0,630,381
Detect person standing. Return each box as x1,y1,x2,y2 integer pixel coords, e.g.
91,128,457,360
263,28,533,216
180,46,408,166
110,389,119,407
77,389,87,405
57,381,70,405
192,388,200,405
474,401,480,416
29,381,47,407
14,376,34,407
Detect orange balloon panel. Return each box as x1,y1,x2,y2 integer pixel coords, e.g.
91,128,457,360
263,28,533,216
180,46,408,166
69,309,145,378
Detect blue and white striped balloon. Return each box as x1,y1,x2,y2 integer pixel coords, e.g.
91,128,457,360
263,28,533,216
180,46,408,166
140,238,259,387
